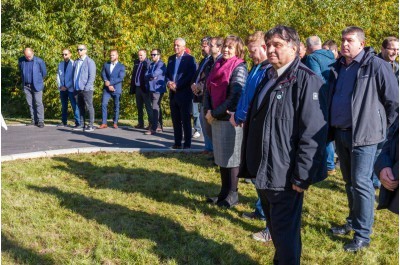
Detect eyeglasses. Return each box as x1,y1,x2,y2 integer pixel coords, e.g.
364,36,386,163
151,54,159,56
77,48,85,51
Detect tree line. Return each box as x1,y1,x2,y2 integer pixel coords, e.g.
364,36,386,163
1,0,398,119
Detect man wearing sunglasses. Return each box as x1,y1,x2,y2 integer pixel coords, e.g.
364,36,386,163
56,49,80,128
73,45,96,132
18,47,47,127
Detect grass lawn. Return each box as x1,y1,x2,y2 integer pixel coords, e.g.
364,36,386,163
2,152,398,264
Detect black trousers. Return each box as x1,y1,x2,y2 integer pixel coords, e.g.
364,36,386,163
257,188,304,265
170,96,191,148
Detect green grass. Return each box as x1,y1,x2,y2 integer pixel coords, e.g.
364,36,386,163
2,152,398,265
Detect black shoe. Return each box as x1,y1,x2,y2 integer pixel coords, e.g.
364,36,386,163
171,145,182,149
217,191,238,208
183,146,191,149
330,223,353,235
344,239,370,252
242,211,266,221
206,196,219,204
72,125,84,131
37,122,44,128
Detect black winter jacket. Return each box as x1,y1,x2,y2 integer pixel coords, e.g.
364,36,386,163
240,57,328,190
328,47,398,146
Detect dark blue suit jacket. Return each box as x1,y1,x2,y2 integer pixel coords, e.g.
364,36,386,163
18,56,47,91
166,52,196,102
101,61,126,94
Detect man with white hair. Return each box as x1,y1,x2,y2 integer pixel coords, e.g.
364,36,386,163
166,38,197,149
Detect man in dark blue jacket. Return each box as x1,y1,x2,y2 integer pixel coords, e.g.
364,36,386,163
166,38,196,149
99,50,126,129
18,48,47,127
328,26,398,252
240,25,328,265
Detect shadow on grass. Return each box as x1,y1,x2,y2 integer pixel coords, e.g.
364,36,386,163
51,155,261,232
29,185,259,265
56,127,204,150
1,232,56,265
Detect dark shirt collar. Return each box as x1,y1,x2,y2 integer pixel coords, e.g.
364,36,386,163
340,49,365,66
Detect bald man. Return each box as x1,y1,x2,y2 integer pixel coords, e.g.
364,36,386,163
18,47,47,127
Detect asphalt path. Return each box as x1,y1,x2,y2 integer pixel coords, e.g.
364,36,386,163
1,124,204,157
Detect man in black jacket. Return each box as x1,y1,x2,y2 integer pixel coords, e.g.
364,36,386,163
130,50,152,129
328,26,398,252
240,25,327,265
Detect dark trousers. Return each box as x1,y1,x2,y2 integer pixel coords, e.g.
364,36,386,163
75,90,94,127
135,86,152,126
150,92,164,131
60,90,80,125
101,91,121,124
258,189,304,265
24,86,44,123
170,96,192,148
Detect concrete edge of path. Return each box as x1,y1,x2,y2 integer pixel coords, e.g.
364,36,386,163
1,147,203,162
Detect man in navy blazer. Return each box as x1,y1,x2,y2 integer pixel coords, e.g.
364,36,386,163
130,50,152,129
57,49,80,127
18,47,47,127
73,44,96,132
166,38,197,149
99,50,126,129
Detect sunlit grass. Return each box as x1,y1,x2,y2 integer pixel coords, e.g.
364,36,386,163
2,152,398,264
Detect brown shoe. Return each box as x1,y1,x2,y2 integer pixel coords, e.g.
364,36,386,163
98,124,108,129
113,124,118,129
145,124,152,130
134,124,144,129
144,130,156,135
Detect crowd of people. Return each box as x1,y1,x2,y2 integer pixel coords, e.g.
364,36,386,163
18,25,399,264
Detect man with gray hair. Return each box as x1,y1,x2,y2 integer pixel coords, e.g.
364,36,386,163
73,44,96,132
305,35,337,176
166,37,196,149
328,26,398,252
18,47,47,127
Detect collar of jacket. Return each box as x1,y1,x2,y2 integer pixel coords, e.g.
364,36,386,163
270,56,300,88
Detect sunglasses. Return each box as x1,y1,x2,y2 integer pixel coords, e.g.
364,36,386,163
77,48,85,51
151,54,159,57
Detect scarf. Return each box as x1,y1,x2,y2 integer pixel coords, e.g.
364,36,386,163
206,56,244,109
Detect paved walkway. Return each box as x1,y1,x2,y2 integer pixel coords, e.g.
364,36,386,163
1,125,204,161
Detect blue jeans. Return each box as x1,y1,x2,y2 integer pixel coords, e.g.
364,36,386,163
60,90,80,125
251,178,265,219
199,105,213,151
102,91,121,124
326,141,335,170
192,102,201,132
334,129,377,243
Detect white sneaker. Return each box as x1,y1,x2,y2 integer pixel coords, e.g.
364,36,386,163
193,131,201,138
252,228,272,242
